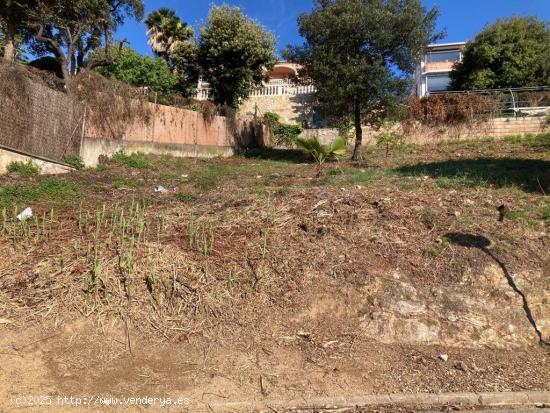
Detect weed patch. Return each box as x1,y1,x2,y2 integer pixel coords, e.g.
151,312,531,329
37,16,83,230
190,165,239,191
0,178,80,206
112,152,154,169
7,160,40,176
178,192,196,203
112,176,138,189
62,155,85,170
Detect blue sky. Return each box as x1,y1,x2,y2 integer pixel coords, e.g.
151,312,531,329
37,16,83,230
117,0,550,58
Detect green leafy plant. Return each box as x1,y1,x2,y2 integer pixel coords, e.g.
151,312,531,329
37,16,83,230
375,131,404,157
295,136,346,166
111,151,153,169
62,154,85,170
263,112,303,147
6,160,40,176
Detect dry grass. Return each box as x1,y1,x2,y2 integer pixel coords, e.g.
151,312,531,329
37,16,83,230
0,135,549,400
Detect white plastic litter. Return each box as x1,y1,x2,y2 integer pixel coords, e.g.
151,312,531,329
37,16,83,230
17,207,33,221
154,185,167,193
181,174,189,179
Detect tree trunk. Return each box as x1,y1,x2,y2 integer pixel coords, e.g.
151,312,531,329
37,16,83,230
3,22,16,62
352,99,363,161
60,59,71,84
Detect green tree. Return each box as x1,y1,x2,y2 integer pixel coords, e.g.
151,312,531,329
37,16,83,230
30,0,143,82
286,0,441,160
145,8,193,61
92,46,178,92
145,8,199,97
198,5,276,108
450,17,550,90
0,0,35,61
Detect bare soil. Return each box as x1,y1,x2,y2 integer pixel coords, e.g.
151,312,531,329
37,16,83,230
0,136,549,412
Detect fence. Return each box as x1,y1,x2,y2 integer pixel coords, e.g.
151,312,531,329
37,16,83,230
0,72,85,162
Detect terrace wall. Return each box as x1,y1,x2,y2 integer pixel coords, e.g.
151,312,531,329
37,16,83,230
302,117,548,145
0,145,74,175
0,72,266,169
82,100,267,166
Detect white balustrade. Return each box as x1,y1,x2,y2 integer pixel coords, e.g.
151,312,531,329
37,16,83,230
195,83,315,100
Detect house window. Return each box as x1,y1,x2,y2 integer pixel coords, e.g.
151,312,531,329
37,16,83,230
426,50,461,64
427,74,451,93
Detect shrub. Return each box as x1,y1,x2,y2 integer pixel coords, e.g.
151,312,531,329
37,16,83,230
375,131,404,157
111,152,153,169
408,94,497,126
62,154,85,170
6,160,40,176
263,112,303,147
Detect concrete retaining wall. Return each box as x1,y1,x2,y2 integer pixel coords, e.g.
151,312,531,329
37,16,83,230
302,117,548,145
81,138,234,167
0,146,74,175
83,100,267,167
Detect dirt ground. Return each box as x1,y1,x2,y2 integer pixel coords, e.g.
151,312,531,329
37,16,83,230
0,135,549,412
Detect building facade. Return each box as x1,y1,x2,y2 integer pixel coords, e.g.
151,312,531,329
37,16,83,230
196,62,316,126
415,42,466,97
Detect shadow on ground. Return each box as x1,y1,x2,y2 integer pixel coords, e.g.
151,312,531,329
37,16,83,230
445,232,550,348
237,147,308,163
396,158,550,194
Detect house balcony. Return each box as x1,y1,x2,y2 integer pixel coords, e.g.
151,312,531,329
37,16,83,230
424,61,456,73
196,81,315,101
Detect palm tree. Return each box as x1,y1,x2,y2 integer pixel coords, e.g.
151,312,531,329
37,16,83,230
145,8,193,60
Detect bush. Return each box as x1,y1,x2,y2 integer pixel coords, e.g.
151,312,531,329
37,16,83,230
263,112,303,147
62,154,85,170
6,160,40,176
375,131,404,157
111,152,153,169
408,94,497,126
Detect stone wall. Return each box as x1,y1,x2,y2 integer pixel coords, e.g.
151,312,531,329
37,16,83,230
302,117,548,146
239,94,315,125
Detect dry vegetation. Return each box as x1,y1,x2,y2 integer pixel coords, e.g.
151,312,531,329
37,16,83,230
0,134,549,411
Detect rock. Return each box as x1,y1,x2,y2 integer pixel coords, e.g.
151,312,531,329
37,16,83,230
453,361,467,372
296,330,311,339
439,354,449,362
